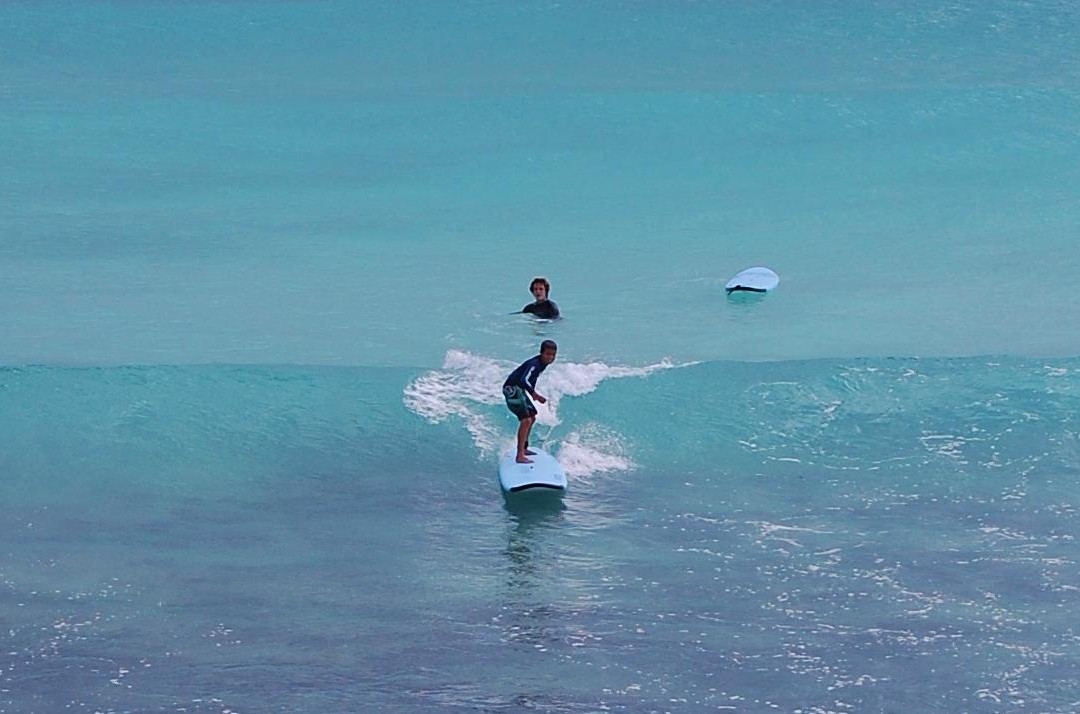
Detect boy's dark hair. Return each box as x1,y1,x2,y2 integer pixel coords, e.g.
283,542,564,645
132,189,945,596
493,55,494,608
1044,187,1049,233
530,276,551,294
540,340,558,354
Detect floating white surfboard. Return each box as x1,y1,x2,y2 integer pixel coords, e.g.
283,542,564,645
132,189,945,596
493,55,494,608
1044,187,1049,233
498,448,567,493
725,266,779,294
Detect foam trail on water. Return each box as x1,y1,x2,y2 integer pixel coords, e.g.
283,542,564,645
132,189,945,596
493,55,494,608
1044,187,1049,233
403,350,508,454
555,424,636,479
543,358,686,405
403,350,688,466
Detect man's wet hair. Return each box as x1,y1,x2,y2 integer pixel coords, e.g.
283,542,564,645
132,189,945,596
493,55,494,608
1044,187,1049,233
540,340,558,354
531,277,551,294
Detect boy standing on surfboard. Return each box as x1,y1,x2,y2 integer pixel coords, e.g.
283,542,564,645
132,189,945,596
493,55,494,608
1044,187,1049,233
503,340,557,463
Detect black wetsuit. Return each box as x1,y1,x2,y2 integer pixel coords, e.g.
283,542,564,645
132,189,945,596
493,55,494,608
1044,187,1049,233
522,299,560,319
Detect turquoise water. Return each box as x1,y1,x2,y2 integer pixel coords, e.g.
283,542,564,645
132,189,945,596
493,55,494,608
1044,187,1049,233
3,1,1080,712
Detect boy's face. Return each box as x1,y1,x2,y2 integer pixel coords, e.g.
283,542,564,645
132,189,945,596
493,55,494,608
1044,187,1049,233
530,282,548,300
540,347,557,365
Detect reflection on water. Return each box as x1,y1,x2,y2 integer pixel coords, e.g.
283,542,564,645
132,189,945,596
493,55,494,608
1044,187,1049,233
529,316,559,339
502,492,565,591
499,493,567,651
496,490,624,668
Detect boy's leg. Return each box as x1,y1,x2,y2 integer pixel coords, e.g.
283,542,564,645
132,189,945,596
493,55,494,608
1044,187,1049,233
516,416,534,463
523,403,539,455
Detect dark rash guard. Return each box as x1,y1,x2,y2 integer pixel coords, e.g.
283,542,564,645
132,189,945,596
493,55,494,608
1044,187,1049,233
522,300,560,319
503,355,548,393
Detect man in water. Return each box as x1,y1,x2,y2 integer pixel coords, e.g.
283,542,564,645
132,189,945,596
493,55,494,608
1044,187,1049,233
521,277,560,319
503,340,557,463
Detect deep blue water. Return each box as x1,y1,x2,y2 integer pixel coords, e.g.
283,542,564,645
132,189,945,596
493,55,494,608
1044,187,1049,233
4,358,1080,711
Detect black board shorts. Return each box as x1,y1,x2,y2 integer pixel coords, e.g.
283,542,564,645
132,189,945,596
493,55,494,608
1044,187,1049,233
503,385,536,420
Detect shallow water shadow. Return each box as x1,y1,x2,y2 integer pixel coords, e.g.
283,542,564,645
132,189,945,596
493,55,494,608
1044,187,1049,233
725,289,769,306
502,489,566,524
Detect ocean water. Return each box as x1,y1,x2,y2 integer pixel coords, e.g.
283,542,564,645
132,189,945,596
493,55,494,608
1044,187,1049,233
2,1,1080,712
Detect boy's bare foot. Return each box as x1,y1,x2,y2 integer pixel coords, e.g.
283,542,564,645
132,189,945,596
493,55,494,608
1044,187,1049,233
515,455,534,464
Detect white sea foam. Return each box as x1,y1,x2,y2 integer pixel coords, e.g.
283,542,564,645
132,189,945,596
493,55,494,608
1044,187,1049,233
402,350,508,454
403,350,685,470
556,424,637,478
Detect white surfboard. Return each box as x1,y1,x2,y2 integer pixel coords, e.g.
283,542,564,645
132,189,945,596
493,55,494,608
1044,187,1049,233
498,448,567,493
725,266,779,294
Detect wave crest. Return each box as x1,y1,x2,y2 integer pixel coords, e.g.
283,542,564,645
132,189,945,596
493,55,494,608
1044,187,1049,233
402,350,687,473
